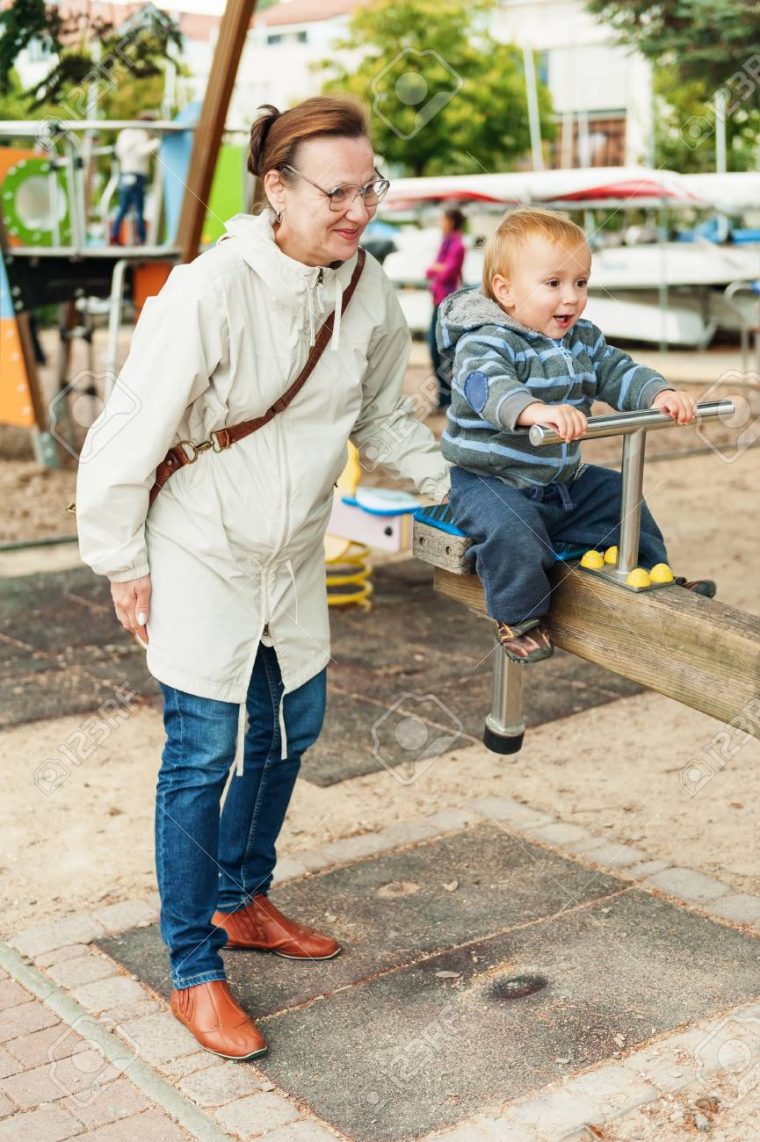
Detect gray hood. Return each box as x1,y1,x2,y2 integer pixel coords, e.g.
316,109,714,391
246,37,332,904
437,287,529,353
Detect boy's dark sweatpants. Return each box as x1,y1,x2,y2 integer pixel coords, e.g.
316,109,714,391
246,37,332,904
449,464,668,625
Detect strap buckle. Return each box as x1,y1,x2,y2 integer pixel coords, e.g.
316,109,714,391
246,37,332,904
210,428,232,452
177,439,213,463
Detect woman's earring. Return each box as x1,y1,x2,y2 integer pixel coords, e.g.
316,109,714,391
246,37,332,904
273,209,283,225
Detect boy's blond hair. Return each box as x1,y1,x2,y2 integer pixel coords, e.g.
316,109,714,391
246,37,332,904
482,208,589,300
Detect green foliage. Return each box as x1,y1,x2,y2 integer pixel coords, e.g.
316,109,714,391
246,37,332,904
653,65,760,173
0,1,182,112
318,0,554,176
586,1,760,105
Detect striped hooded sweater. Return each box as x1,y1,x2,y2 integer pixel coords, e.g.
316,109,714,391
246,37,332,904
437,287,671,488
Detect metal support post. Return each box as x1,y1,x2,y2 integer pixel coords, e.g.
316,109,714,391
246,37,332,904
484,637,525,754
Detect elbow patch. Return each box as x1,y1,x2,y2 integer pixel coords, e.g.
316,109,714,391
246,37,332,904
463,371,489,413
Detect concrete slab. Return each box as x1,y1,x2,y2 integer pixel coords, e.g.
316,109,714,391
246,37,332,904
96,823,760,1140
98,824,621,1017
0,567,158,726
252,891,760,1142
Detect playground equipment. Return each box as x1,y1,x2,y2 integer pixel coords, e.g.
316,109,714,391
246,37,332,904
414,400,760,754
325,443,420,609
0,114,250,462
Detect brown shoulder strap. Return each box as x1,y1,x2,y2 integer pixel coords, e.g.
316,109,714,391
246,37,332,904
149,248,366,504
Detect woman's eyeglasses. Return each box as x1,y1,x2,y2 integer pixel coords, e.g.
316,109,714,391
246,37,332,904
281,165,390,211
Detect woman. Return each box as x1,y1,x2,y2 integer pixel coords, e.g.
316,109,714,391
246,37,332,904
76,97,449,1060
425,207,466,409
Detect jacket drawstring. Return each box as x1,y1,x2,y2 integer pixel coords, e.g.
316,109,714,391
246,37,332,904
331,275,344,352
235,702,247,777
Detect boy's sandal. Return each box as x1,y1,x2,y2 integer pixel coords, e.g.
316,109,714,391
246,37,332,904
496,619,554,664
674,576,717,599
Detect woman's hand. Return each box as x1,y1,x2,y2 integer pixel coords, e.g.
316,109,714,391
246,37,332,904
517,402,588,443
651,389,697,425
110,574,151,646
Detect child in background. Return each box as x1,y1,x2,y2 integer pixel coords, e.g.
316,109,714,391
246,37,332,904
437,208,714,663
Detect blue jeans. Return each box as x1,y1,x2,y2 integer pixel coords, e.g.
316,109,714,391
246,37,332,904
155,645,326,989
449,464,668,624
111,173,147,243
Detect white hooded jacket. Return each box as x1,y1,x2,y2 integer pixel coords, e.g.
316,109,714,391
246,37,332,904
76,211,450,712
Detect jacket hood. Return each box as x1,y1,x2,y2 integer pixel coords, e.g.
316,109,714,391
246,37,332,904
437,286,529,352
218,210,359,348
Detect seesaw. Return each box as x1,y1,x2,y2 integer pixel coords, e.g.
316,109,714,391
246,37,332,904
414,400,760,753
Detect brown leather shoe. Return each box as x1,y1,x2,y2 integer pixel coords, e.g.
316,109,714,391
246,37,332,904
170,980,267,1060
212,895,341,961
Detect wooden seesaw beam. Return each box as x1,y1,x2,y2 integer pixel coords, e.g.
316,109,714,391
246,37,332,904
434,562,760,739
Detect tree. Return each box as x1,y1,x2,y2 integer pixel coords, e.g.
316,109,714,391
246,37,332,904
585,1,760,98
0,0,182,111
587,1,760,172
318,0,555,176
653,66,760,173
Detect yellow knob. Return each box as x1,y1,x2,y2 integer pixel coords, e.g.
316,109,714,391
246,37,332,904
580,549,604,569
650,562,674,584
604,545,618,565
626,567,651,588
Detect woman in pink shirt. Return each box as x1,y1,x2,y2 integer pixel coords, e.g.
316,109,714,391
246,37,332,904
426,207,466,409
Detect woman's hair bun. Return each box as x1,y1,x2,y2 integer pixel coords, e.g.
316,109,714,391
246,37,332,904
248,104,281,176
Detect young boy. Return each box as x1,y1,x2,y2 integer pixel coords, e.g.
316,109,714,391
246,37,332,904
437,208,713,663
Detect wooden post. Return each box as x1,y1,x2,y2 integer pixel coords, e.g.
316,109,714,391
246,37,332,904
177,0,259,263
434,565,760,739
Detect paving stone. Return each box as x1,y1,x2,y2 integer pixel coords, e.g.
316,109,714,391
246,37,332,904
62,1075,150,1129
178,1061,268,1106
288,850,333,873
36,944,92,968
318,833,391,863
0,1049,119,1108
0,1048,21,1080
643,867,731,904
499,1088,600,1135
0,1094,12,1119
707,893,760,924
622,1028,710,1093
158,1050,224,1079
525,823,591,846
47,954,119,989
470,796,520,823
215,1091,300,1135
70,975,147,1014
274,857,308,881
260,1123,343,1142
11,915,106,958
261,1123,347,1142
4,1022,88,1068
617,860,670,881
0,973,5,983
430,1123,505,1141
0,1000,58,1043
0,1104,81,1141
83,1107,192,1140
575,843,649,869
92,900,158,934
0,981,32,1013
117,1012,196,1066
569,1062,658,1115
99,998,161,1024
371,818,442,848
428,808,479,832
485,801,554,829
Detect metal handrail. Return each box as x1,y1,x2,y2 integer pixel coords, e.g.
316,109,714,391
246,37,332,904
528,399,736,579
528,399,734,447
